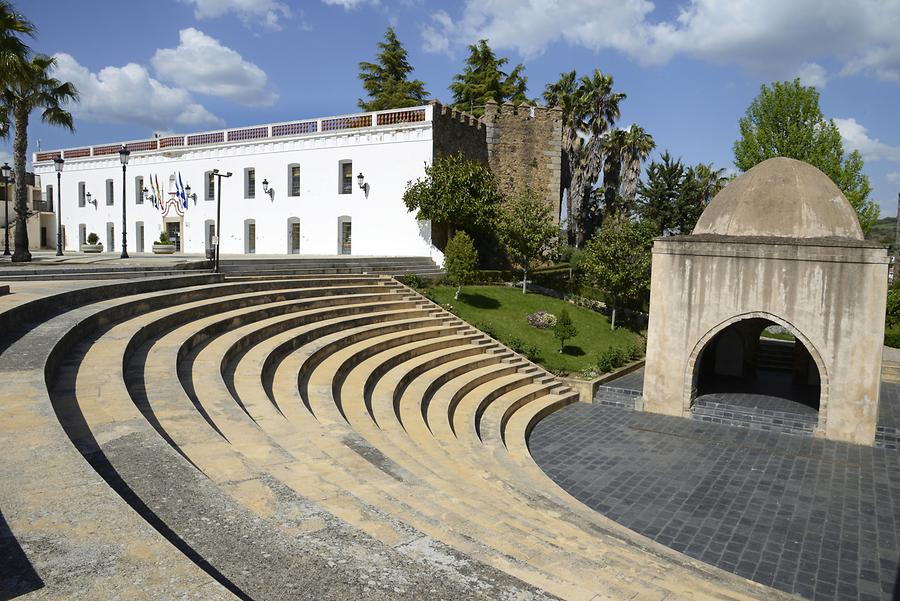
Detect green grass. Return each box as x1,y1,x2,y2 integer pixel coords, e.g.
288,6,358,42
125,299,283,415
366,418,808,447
760,330,795,341
424,285,643,376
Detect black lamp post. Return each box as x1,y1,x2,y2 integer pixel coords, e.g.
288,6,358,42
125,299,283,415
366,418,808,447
54,156,64,255
118,145,130,258
212,169,232,273
1,162,10,256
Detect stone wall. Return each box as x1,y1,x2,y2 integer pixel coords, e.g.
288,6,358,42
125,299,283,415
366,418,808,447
482,101,563,221
430,101,487,163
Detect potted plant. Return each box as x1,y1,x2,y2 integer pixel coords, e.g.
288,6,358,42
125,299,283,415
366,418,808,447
152,231,176,254
81,232,103,253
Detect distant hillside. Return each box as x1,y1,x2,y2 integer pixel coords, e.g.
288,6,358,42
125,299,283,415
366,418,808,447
867,216,896,248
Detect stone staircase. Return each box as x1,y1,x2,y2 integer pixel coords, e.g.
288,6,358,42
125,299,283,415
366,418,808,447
756,339,794,372
0,274,791,600
217,256,443,278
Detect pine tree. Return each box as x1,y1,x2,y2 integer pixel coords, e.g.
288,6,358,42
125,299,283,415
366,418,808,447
358,27,428,111
449,40,528,116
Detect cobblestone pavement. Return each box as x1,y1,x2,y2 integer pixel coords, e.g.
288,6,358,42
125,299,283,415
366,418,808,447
530,399,900,601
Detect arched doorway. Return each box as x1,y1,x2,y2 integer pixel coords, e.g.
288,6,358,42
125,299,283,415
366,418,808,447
688,314,827,433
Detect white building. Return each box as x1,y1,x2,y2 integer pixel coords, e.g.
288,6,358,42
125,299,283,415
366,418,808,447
33,105,461,259
33,101,562,260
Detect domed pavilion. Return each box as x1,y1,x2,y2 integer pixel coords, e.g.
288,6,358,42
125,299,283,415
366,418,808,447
642,157,889,445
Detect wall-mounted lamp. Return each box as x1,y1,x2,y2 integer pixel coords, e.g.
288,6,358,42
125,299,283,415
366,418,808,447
142,186,153,204
357,172,369,197
86,192,96,207
261,179,274,200
184,184,197,203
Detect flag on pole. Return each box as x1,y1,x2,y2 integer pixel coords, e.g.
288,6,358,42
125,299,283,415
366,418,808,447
154,174,163,212
178,172,187,210
148,173,157,208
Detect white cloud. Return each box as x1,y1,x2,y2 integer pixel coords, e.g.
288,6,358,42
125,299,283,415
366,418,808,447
795,62,828,88
152,28,278,107
50,53,222,131
181,0,292,30
423,0,900,84
321,0,377,8
888,171,900,184
835,117,900,163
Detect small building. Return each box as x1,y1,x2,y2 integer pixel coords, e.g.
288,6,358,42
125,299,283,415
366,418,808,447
0,171,57,251
31,102,562,258
642,157,889,445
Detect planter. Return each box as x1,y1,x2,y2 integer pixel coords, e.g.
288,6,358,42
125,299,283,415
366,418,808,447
152,243,176,254
81,243,103,253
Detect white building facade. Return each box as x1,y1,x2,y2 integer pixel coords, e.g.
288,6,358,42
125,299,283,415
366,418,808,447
33,106,451,259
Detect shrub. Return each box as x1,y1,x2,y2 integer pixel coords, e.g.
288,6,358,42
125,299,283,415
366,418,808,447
156,231,171,245
86,232,99,245
506,335,541,362
596,346,632,374
552,307,577,353
887,289,900,328
526,310,557,329
399,273,424,289
886,328,900,349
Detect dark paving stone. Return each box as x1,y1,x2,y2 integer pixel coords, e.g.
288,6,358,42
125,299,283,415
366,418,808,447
530,402,900,601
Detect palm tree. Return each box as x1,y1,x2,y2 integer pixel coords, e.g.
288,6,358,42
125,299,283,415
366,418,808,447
693,162,728,203
0,1,32,158
619,124,656,209
543,70,583,240
2,53,77,261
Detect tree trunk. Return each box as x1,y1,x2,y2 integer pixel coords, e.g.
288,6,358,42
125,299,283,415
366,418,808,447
12,106,31,262
521,267,527,294
610,304,617,331
454,284,460,300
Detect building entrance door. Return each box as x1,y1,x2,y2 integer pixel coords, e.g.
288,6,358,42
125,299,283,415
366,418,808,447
166,221,181,252
247,222,256,254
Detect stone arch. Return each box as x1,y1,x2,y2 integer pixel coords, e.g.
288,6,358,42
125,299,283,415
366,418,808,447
683,311,829,434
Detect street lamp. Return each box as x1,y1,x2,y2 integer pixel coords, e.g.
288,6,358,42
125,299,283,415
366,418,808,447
54,156,64,255
1,162,10,256
212,168,232,273
118,145,130,258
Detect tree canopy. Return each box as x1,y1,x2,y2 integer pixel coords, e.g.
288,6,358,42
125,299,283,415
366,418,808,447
498,187,559,293
450,40,528,116
358,27,428,111
581,215,655,329
733,78,878,233
402,151,502,235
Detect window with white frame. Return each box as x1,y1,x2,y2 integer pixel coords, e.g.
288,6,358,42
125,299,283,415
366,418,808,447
135,176,144,205
105,179,114,205
205,171,215,200
78,181,86,207
45,184,54,211
288,164,301,197
245,168,255,199
339,160,353,194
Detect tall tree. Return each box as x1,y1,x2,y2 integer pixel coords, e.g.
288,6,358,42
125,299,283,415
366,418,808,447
498,187,558,293
2,53,77,261
544,69,626,246
582,214,655,330
733,78,879,233
443,231,479,300
450,39,528,117
637,152,727,236
619,124,656,208
0,1,32,144
358,27,428,111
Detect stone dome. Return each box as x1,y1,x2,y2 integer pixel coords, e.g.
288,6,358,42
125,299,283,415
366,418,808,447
692,157,863,240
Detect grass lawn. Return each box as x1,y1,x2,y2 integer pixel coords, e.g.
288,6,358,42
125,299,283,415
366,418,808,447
423,285,643,376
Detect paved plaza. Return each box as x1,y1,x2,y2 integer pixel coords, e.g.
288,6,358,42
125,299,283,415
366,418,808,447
530,373,900,601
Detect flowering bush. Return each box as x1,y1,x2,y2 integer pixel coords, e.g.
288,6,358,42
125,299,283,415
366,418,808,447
526,310,557,329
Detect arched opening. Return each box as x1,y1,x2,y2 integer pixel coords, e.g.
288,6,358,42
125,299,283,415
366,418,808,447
693,317,821,418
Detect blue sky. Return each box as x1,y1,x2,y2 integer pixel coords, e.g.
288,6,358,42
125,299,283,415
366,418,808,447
16,0,900,216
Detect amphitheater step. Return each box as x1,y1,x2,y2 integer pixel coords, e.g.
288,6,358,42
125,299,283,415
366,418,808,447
691,395,818,436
